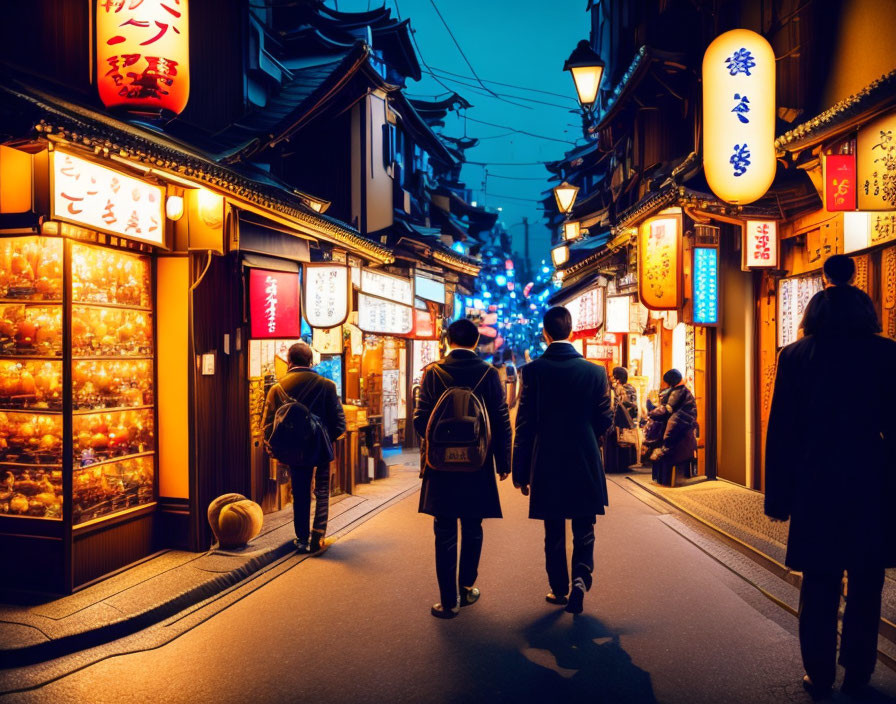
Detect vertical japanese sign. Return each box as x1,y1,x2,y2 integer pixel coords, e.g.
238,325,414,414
703,29,776,205
743,220,779,268
51,150,164,246
303,264,350,329
823,154,857,211
857,112,896,210
638,215,681,310
692,247,719,326
248,268,300,339
97,0,190,115
777,275,823,347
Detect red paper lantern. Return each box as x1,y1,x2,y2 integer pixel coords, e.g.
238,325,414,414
96,0,190,116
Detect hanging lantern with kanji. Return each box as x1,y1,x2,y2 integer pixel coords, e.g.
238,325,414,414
96,0,190,117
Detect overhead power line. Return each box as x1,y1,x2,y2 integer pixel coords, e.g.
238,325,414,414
463,115,576,144
420,70,571,110
485,172,550,181
466,160,551,166
430,66,579,103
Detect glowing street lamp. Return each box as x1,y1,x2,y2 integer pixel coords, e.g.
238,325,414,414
551,244,570,268
564,40,605,111
563,220,581,241
553,181,579,214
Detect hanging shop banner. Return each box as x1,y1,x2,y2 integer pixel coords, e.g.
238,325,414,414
96,0,190,115
357,293,413,335
824,154,857,212
638,214,682,310
857,112,896,211
693,246,720,326
702,29,776,205
50,150,164,246
605,296,632,334
843,211,896,253
743,220,779,268
303,263,350,328
249,268,301,339
567,287,604,334
777,275,823,348
312,326,343,355
414,274,446,305
360,269,413,305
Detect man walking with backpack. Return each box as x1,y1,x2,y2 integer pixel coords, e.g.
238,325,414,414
414,319,512,619
262,342,346,555
513,306,613,614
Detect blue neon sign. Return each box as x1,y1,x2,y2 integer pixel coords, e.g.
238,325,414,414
693,247,719,325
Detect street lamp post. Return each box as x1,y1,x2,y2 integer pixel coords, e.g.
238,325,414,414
564,39,605,113
552,181,579,214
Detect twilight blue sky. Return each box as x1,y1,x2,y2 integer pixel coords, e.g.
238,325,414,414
325,0,590,268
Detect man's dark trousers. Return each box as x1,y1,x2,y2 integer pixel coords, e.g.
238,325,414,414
799,567,885,688
290,464,330,545
543,517,595,597
433,516,484,607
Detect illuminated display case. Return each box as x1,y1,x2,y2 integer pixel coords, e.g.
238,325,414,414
0,236,155,528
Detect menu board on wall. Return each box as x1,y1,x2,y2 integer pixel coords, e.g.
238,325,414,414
303,264,350,328
777,275,823,348
638,215,681,310
567,287,604,333
360,269,413,305
357,293,414,335
248,268,301,339
51,150,165,246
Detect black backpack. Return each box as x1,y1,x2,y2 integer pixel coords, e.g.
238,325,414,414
264,383,334,467
424,365,492,472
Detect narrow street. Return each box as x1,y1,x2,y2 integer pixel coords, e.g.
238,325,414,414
7,477,896,704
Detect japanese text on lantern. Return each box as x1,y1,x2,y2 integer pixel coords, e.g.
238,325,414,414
248,269,300,339
96,0,190,114
303,264,349,329
51,150,164,246
857,113,896,210
744,220,778,268
638,216,680,310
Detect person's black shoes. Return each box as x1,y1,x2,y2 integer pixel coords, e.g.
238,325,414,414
293,538,310,554
565,580,586,615
801,675,833,700
431,602,460,619
545,593,568,606
460,586,480,607
841,672,873,699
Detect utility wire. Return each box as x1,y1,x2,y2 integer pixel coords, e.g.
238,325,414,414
466,160,552,166
421,70,571,110
462,115,576,144
393,0,456,96
430,65,579,103
486,172,551,180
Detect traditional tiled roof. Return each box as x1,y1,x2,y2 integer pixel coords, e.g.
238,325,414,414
775,69,896,153
1,79,394,263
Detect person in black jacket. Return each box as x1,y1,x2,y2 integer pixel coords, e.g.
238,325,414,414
262,342,346,556
765,261,896,699
414,319,512,619
648,369,697,486
512,306,613,615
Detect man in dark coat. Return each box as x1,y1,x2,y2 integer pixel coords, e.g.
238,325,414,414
648,369,698,486
414,319,512,619
512,306,613,615
262,342,346,555
765,269,896,698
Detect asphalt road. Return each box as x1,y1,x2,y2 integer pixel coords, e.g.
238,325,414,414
7,477,896,704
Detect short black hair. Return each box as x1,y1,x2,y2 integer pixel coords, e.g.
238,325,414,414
612,366,628,383
543,306,572,341
823,254,855,286
447,318,479,348
287,341,314,367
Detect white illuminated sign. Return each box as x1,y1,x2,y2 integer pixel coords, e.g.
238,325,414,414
303,264,350,328
51,150,165,246
360,269,413,305
357,293,413,335
605,295,632,334
567,287,604,333
743,220,778,268
414,275,446,304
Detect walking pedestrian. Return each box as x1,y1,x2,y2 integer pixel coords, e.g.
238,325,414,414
648,369,697,486
512,306,613,615
765,264,895,699
414,319,512,619
262,341,346,555
604,366,639,473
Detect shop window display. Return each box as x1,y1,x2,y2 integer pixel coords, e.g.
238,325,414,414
0,236,155,522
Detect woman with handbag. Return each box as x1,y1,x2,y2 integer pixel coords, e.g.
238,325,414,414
603,367,639,473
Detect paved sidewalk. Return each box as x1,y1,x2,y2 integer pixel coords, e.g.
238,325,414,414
0,452,422,668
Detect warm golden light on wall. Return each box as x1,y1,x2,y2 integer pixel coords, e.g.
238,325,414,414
96,0,190,116
702,29,775,205
196,189,224,229
165,195,184,221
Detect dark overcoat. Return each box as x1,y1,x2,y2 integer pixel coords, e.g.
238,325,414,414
413,349,512,519
261,368,346,444
512,342,613,519
764,285,896,571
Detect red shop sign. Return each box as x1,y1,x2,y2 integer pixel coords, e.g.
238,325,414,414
824,154,857,211
413,308,438,339
249,268,300,339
